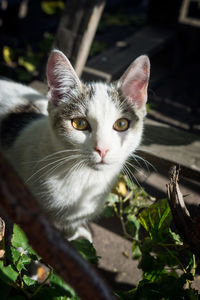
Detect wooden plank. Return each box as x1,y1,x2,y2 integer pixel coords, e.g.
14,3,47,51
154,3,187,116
82,26,175,82
53,0,106,77
138,118,200,181
179,0,200,28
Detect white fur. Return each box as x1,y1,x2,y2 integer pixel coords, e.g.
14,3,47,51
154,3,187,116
0,79,48,119
0,51,149,241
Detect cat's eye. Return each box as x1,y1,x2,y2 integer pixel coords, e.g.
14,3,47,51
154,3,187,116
113,118,130,132
71,118,90,131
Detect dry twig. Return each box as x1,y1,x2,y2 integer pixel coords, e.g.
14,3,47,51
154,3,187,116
167,166,200,259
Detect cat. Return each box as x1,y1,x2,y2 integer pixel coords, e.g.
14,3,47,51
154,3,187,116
0,50,150,242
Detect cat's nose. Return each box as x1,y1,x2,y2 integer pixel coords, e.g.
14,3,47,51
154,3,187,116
95,146,109,159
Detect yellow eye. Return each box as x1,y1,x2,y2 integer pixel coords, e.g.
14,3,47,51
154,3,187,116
113,118,130,132
71,118,90,131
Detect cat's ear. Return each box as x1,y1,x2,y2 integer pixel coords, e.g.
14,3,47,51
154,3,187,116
119,55,150,109
47,50,82,106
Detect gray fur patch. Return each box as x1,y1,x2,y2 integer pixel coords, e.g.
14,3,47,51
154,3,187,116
0,104,44,147
107,83,139,121
50,84,95,131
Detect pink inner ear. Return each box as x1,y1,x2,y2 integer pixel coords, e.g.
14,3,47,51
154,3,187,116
47,51,67,87
47,50,81,106
123,79,148,108
120,55,150,109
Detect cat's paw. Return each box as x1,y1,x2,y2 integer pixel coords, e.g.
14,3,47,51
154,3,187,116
68,225,92,243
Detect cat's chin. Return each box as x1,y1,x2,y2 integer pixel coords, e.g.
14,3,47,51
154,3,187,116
89,161,111,171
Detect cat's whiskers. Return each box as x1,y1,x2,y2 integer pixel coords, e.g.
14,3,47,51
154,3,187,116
26,154,82,184
130,153,157,173
122,162,142,188
40,156,80,180
22,149,81,166
122,153,157,189
126,160,143,175
61,159,88,187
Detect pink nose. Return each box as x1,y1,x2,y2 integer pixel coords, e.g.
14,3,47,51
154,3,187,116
95,146,109,159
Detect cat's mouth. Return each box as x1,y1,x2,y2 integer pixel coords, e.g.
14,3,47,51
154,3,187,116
97,160,106,165
89,160,110,170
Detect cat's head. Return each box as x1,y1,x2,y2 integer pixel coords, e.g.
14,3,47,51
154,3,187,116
46,50,150,171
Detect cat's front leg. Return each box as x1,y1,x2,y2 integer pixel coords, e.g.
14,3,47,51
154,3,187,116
67,225,92,243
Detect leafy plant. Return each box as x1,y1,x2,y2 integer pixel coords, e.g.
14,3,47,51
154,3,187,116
103,175,154,258
99,12,146,30
0,224,98,299
41,1,65,15
89,41,108,57
1,175,199,299
104,176,199,300
2,32,54,83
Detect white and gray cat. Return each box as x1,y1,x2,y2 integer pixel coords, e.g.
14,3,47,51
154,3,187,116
0,50,150,242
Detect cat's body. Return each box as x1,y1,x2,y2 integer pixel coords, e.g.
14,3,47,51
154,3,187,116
0,50,150,241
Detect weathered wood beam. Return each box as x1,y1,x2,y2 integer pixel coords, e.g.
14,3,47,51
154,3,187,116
82,26,175,82
53,0,106,77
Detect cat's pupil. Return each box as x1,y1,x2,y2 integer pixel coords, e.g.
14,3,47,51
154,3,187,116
119,120,125,127
78,120,84,126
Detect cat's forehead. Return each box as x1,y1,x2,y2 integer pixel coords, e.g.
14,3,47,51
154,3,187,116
87,82,120,118
86,82,138,121
56,81,137,123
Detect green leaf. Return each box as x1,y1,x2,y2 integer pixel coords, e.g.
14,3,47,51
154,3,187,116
26,246,41,261
9,246,31,272
138,198,172,241
132,241,141,259
106,193,119,204
127,214,140,231
41,1,65,15
124,205,135,215
169,229,183,245
10,246,21,264
11,224,29,250
138,252,165,278
3,46,13,64
89,41,108,57
48,272,79,299
0,261,18,284
18,57,36,73
16,253,31,272
11,224,40,260
126,214,140,238
123,175,135,190
23,274,37,287
71,239,99,265
140,237,153,254
102,205,114,218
